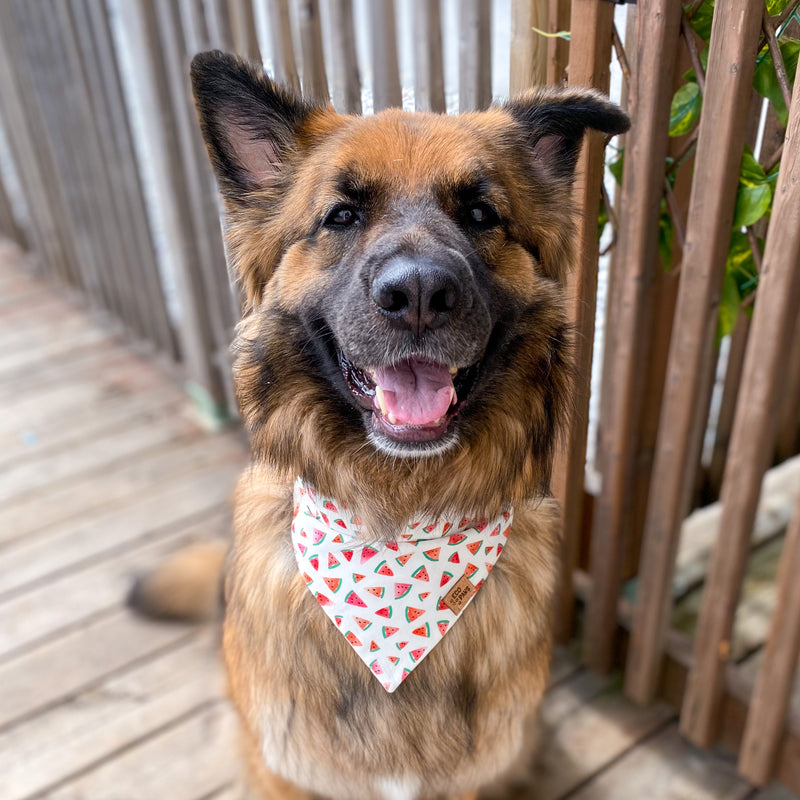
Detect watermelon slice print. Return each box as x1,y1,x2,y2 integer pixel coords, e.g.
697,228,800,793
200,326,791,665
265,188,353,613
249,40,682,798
448,552,460,564
296,543,307,555
345,631,361,647
485,546,493,555
370,660,383,675
292,503,300,518
442,522,451,535
361,546,378,563
437,621,449,635
341,550,354,562
375,561,394,577
385,541,399,551
438,598,449,611
331,533,343,544
486,563,494,574
423,522,437,533
345,590,367,608
395,553,413,566
394,582,412,599
327,552,340,568
464,563,478,578
302,573,313,585
459,516,471,528
334,615,343,627
335,519,347,529
440,571,453,587
490,524,501,537
409,521,422,529
320,513,329,526
309,555,319,571
365,586,385,599
388,656,399,665
382,625,399,637
409,647,427,662
448,533,466,545
423,547,440,561
324,500,337,512
323,577,341,593
354,616,372,630
475,521,488,532
411,565,430,582
466,541,481,555
376,606,392,618
315,593,332,606
401,669,411,683
405,606,424,623
418,592,430,601
503,510,511,521
353,573,365,582
312,529,326,544
369,641,379,652
412,623,430,638
396,641,408,650
496,544,504,556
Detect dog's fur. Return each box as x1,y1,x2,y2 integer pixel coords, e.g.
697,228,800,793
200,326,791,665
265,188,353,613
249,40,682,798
147,51,627,800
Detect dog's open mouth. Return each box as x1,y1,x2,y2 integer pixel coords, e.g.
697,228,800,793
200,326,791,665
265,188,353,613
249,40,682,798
339,351,478,444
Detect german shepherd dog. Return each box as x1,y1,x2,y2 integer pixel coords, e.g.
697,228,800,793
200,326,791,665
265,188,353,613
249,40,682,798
157,51,627,800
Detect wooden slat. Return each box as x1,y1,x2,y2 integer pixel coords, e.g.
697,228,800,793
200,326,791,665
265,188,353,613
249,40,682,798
546,0,571,86
297,0,329,103
0,634,225,800
550,0,616,644
370,0,403,111
458,0,492,112
681,62,800,747
263,0,301,94
114,0,227,413
739,501,800,786
625,0,764,703
0,164,24,246
587,0,682,675
413,0,445,113
510,0,548,95
328,0,362,114
229,0,261,60
202,0,235,51
775,314,800,462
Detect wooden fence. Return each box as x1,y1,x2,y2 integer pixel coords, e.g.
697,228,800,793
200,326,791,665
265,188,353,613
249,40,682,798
1,0,799,791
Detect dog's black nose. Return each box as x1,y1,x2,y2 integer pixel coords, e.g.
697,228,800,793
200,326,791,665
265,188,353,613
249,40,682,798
372,256,462,335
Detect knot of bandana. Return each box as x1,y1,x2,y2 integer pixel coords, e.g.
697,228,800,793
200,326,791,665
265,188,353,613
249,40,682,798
291,477,513,692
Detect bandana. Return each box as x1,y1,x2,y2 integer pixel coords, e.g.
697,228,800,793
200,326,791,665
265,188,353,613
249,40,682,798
291,478,512,692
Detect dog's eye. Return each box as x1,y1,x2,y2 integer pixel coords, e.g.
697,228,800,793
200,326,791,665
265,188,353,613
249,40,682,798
465,202,500,229
324,205,360,228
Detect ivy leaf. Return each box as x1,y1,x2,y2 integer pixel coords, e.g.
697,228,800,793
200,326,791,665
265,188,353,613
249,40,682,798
765,0,793,15
669,82,702,137
717,271,741,343
685,0,715,41
608,150,625,185
733,183,772,228
726,232,759,297
753,39,800,126
739,147,767,186
658,199,674,271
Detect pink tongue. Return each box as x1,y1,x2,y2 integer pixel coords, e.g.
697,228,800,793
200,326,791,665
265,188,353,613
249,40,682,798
373,360,455,426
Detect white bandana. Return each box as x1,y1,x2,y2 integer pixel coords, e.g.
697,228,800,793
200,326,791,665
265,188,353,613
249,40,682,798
291,478,512,692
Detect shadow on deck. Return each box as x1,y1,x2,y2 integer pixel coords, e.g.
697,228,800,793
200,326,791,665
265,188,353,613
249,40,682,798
0,242,794,799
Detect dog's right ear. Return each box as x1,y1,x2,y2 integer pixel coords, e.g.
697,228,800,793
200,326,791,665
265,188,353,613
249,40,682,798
191,50,318,204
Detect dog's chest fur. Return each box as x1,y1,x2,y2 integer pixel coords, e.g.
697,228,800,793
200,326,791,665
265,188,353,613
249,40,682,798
223,467,559,800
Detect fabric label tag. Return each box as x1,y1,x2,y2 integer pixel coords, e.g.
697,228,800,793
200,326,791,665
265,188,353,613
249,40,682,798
443,574,477,614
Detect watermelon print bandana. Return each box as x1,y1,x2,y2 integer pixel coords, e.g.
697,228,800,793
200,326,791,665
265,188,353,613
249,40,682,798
291,477,512,693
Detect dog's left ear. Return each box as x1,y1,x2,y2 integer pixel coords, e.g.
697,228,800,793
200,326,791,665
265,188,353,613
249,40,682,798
505,89,630,181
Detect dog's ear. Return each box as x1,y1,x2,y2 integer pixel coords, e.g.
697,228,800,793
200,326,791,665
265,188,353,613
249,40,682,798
191,50,320,203
505,89,630,181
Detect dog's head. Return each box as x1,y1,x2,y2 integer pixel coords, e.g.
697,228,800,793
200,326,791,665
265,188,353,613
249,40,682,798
192,51,628,528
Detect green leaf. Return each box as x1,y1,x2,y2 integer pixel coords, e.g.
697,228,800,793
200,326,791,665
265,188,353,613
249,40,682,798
669,82,702,137
753,39,800,126
725,232,759,297
717,271,741,344
658,199,674,271
598,194,609,241
608,150,625,185
739,146,767,186
766,0,792,15
733,183,771,228
686,0,715,42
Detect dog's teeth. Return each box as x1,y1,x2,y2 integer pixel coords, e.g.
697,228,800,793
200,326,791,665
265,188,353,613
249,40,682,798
375,386,389,416
448,366,458,375
449,386,457,405
387,411,398,424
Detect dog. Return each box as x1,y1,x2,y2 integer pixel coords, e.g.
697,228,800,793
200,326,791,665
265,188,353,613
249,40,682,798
140,50,628,800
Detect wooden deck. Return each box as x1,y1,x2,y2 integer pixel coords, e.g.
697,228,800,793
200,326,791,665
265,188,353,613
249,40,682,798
1,240,796,800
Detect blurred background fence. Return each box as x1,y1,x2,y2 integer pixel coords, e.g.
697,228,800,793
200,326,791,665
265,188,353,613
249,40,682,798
1,0,800,791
